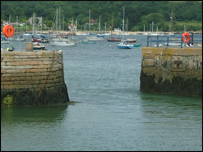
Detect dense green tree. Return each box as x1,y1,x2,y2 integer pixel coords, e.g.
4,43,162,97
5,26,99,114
1,1,202,32
46,20,53,27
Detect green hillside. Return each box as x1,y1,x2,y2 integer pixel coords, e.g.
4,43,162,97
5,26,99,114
1,1,202,32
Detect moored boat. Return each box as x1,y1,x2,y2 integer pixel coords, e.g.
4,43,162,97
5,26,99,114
133,43,141,47
81,39,96,44
50,40,76,46
117,42,134,49
107,37,121,42
32,42,46,50
126,38,137,43
1,37,9,44
85,36,104,41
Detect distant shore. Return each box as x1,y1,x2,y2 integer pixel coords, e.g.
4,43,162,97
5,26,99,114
1,30,201,36
28,30,203,35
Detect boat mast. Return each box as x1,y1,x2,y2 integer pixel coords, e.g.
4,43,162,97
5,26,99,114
111,16,113,38
63,16,64,31
122,7,125,40
127,18,128,35
59,6,60,31
9,14,11,24
16,16,18,35
123,7,125,34
171,10,173,34
105,22,106,33
32,13,35,36
76,19,77,32
41,16,42,34
56,8,58,32
99,15,100,32
26,20,27,33
89,9,91,32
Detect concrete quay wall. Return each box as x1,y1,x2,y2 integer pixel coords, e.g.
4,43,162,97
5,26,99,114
140,47,202,96
1,50,70,107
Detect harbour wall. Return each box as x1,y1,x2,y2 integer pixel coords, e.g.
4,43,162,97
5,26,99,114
140,47,202,96
1,50,70,107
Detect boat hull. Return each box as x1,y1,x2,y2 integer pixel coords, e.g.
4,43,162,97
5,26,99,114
164,42,181,46
51,42,76,46
85,37,104,41
1,41,9,44
133,43,141,47
81,41,96,44
107,39,121,42
126,39,137,43
33,47,45,50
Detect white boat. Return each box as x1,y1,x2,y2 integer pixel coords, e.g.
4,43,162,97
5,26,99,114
97,33,105,37
150,33,159,36
50,40,76,46
82,38,96,44
85,36,104,41
1,40,9,44
32,42,45,50
104,32,110,35
10,36,26,41
126,38,137,43
50,36,70,42
117,42,134,49
117,7,133,49
164,42,181,46
143,32,149,35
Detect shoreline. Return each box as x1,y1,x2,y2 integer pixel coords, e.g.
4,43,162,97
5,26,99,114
24,30,202,35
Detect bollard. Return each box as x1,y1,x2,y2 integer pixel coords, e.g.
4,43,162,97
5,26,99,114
25,42,33,52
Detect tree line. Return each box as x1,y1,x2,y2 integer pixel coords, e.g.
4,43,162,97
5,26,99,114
1,1,202,32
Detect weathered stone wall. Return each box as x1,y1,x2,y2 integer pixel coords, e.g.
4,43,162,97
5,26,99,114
140,47,202,96
1,50,70,107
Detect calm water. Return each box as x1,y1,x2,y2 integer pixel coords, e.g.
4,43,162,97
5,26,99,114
1,34,202,151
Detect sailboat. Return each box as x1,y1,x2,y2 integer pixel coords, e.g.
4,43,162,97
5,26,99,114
104,22,110,35
50,37,76,46
164,10,181,46
9,16,26,41
31,13,46,50
125,18,137,43
50,7,76,46
169,10,175,36
107,16,121,42
97,15,104,37
117,7,133,49
149,21,159,36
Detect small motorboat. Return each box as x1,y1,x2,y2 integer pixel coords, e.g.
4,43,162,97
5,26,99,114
81,39,96,44
133,43,141,47
117,42,134,49
126,38,137,43
32,42,46,50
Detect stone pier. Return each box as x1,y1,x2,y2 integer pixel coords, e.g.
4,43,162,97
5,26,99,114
140,47,202,96
1,50,70,107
